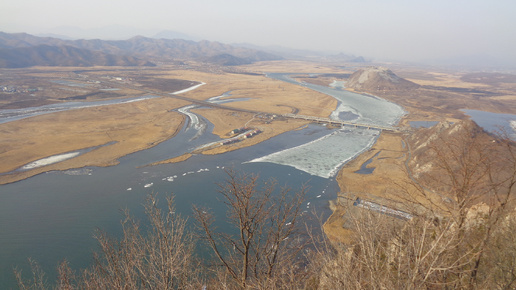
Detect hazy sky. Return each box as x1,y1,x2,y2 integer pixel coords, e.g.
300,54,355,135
2,0,516,65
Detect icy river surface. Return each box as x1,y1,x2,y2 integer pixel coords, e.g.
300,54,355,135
0,73,405,287
250,73,405,178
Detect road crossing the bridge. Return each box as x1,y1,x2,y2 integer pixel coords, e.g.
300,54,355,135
282,113,399,132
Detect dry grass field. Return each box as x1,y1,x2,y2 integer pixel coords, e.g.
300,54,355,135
3,61,516,250
2,61,516,210
241,60,348,73
335,133,408,199
0,63,337,183
0,97,188,184
389,66,516,117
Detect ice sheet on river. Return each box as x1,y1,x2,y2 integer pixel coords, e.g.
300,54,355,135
267,73,406,127
248,128,379,178
253,73,405,178
178,105,206,140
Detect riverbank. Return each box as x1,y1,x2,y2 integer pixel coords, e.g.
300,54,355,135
0,97,188,184
323,131,411,243
0,66,337,184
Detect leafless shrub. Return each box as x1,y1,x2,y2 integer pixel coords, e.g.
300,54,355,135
16,128,516,289
316,122,516,289
14,258,47,290
81,194,196,289
193,169,308,289
16,194,198,289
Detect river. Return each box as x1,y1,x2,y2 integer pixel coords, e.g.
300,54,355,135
0,74,405,288
0,95,161,125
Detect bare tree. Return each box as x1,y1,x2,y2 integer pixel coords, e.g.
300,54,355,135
404,122,516,287
14,258,48,290
16,194,199,289
315,121,516,289
193,169,308,289
80,194,197,289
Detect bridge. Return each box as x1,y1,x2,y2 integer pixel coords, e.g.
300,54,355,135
169,95,400,132
282,113,400,132
166,97,400,132
83,78,401,133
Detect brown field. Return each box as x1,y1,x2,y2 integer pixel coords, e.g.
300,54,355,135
323,131,444,243
2,61,516,214
335,133,408,198
0,97,188,184
241,60,350,74
0,63,336,184
3,61,516,248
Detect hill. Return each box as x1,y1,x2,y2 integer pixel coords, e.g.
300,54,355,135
346,66,420,91
0,32,281,68
405,119,511,205
0,44,153,68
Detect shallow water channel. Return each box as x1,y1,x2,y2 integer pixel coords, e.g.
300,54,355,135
0,74,405,287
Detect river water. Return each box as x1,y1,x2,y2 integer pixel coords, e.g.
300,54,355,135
0,95,161,125
462,109,516,139
0,74,405,287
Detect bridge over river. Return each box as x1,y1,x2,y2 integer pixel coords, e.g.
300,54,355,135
169,94,401,132
88,78,402,133
282,113,400,132
170,94,400,132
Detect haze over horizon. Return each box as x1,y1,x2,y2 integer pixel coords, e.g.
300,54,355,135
2,0,516,67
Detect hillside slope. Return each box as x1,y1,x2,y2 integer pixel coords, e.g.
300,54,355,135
346,66,420,91
0,44,153,68
405,120,512,205
0,32,281,67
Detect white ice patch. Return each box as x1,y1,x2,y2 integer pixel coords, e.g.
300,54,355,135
329,80,345,89
194,141,220,151
21,152,81,170
251,73,405,179
177,104,206,140
178,105,201,129
120,96,157,104
312,86,405,127
207,91,231,103
510,120,516,132
172,82,206,95
248,128,379,178
330,103,361,121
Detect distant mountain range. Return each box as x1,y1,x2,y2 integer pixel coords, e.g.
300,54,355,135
36,26,199,42
0,32,282,68
232,42,367,62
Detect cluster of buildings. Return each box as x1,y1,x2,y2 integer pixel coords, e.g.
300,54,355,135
221,128,262,146
1,85,38,93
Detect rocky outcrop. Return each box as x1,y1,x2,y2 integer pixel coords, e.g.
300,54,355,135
405,120,495,187
346,66,420,91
